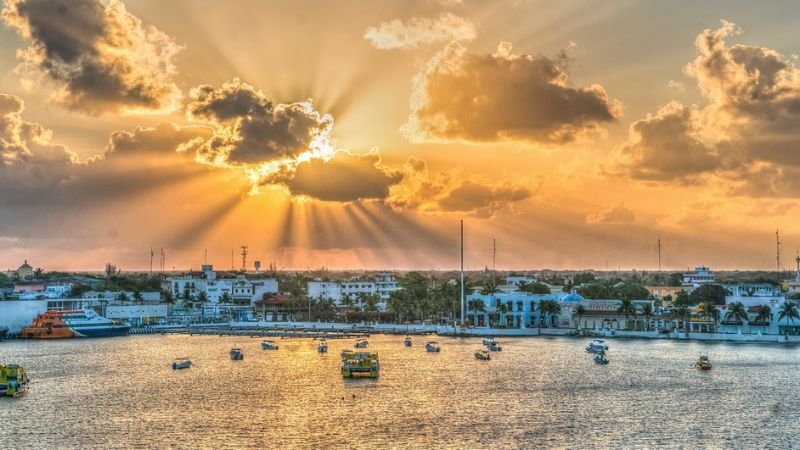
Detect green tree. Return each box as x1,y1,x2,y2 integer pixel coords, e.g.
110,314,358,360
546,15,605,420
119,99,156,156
116,291,129,302
496,301,509,327
196,291,209,310
573,272,596,285
724,302,748,324
778,301,799,334
690,284,728,305
674,305,690,335
755,305,772,333
467,299,486,326
641,303,653,331
219,292,232,304
617,299,636,330
133,289,144,304
363,294,380,323
314,298,337,321
519,282,551,294
573,305,587,329
673,290,691,307
161,289,175,305
699,300,720,332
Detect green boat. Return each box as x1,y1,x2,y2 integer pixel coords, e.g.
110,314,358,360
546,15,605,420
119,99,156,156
341,351,379,378
1,364,29,397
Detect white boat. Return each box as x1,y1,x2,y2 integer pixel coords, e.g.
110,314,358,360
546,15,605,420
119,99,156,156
172,357,192,370
261,340,279,350
318,339,328,353
404,336,412,347
354,339,368,348
230,347,244,360
586,339,608,353
482,337,495,346
425,341,441,352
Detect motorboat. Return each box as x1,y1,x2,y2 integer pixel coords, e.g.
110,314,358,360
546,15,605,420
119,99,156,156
19,309,130,339
594,352,609,365
341,352,379,378
0,364,29,397
425,341,441,352
404,336,412,347
695,354,713,371
261,340,279,350
230,347,244,360
318,339,328,353
482,337,495,346
172,357,192,370
354,339,369,348
487,342,502,352
474,350,491,361
586,339,609,353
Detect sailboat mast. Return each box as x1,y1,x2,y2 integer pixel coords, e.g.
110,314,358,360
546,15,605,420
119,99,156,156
460,220,465,326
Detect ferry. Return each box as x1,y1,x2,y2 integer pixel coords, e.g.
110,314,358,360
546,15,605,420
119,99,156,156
475,350,491,361
354,339,369,349
0,364,29,397
172,358,192,370
404,336,412,347
318,339,328,353
341,351,379,378
230,347,244,360
586,339,609,353
19,309,131,339
425,341,441,352
695,354,713,371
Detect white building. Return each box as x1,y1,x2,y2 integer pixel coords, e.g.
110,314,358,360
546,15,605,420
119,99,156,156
167,265,277,305
506,275,536,286
307,273,400,309
683,266,716,287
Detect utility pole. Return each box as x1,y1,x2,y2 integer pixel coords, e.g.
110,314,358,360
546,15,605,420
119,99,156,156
776,229,781,279
460,220,465,326
658,237,662,272
149,247,153,276
492,237,496,286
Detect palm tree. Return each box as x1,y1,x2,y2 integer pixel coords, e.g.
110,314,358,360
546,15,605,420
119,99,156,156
196,291,209,311
538,300,561,327
673,305,690,335
496,302,509,328
467,299,486,326
573,304,587,330
724,302,748,325
133,289,144,304
116,291,129,303
363,294,380,324
617,299,636,330
778,301,800,335
699,301,720,332
754,304,772,333
219,292,232,305
341,294,355,323
641,303,653,331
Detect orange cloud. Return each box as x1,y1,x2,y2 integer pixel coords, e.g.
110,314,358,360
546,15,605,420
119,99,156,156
364,13,476,50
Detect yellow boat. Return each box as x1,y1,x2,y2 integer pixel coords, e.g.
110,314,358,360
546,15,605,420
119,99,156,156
1,364,29,397
341,351,379,378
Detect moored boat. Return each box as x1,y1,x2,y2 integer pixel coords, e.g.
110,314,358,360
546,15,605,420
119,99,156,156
594,352,609,365
19,309,130,339
341,351,379,378
230,347,244,360
0,364,29,397
172,358,192,370
586,339,609,353
487,342,502,352
354,339,368,348
318,339,328,353
482,337,495,346
425,341,441,352
695,354,713,371
261,340,279,350
475,350,491,361
404,336,412,347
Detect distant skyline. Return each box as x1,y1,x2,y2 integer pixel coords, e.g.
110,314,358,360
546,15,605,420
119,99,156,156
3,0,800,271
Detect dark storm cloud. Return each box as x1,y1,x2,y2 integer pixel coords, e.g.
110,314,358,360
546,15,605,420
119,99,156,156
186,78,333,165
403,41,621,144
2,0,182,114
436,180,530,218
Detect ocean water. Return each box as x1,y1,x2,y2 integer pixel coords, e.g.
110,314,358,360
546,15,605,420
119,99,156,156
1,334,798,449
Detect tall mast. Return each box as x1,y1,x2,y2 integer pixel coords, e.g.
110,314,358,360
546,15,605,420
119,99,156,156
460,220,464,326
776,229,781,279
492,237,496,286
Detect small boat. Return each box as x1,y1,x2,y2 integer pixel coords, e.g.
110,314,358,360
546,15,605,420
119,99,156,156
340,348,354,360
318,339,328,353
230,347,244,360
586,339,609,353
172,357,192,370
404,336,412,347
487,342,503,352
425,341,441,352
594,352,609,365
482,337,495,346
695,354,713,371
475,350,491,361
0,364,29,397
341,352,379,378
261,340,279,350
354,339,369,348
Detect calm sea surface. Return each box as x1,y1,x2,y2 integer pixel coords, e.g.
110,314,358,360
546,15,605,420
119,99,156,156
1,334,798,449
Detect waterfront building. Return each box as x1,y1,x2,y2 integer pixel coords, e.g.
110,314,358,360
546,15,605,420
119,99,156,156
645,286,685,304
682,266,715,287
723,283,781,298
105,304,168,326
506,275,537,286
307,272,399,309
167,265,277,305
14,282,73,300
254,293,293,321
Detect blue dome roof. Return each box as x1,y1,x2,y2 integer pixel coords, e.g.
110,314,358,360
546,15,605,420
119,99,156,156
561,293,585,303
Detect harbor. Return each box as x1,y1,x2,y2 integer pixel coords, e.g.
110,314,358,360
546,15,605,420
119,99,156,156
1,333,797,448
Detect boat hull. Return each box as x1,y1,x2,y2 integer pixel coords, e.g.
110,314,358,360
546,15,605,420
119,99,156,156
20,325,131,339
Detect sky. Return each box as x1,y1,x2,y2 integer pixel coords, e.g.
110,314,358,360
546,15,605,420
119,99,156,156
2,0,800,272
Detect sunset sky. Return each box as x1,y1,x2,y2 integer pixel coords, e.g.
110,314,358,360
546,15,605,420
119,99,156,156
2,0,800,272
